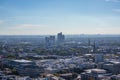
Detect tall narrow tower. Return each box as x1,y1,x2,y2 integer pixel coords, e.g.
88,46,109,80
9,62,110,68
88,39,91,46
93,40,96,53
57,32,65,44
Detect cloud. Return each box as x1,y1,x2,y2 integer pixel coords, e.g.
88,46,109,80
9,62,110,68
105,0,120,2
95,27,120,34
105,0,110,2
8,16,55,20
0,20,4,25
112,9,120,12
3,24,50,35
14,24,48,30
1,15,120,35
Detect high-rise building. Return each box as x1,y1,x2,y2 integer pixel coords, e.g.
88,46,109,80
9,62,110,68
57,32,65,44
93,40,96,53
45,36,55,47
94,54,104,63
88,39,91,46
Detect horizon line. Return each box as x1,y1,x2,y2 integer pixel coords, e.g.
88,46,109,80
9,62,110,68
0,34,120,36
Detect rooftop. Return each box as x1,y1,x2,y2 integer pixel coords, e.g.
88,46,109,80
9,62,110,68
85,69,106,74
13,59,32,63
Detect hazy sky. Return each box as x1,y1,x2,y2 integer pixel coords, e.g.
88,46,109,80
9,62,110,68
0,0,120,35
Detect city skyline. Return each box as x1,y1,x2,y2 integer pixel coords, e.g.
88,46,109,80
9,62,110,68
0,0,120,35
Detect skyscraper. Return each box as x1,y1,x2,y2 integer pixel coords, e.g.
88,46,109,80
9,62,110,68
93,40,96,53
94,54,104,63
57,32,65,44
88,39,91,46
45,36,55,47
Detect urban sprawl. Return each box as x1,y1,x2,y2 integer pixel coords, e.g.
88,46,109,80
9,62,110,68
0,33,120,80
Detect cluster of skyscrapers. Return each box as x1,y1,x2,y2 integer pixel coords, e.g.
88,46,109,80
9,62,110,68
45,32,65,47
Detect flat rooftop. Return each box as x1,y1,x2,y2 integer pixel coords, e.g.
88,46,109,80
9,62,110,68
85,69,106,74
13,59,32,63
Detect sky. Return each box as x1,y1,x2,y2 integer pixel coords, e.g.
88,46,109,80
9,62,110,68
0,0,120,35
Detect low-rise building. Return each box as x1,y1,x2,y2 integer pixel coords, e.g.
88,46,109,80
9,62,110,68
110,74,120,80
81,69,111,80
2,59,43,77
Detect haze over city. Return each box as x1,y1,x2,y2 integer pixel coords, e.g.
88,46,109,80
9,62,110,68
0,0,120,35
1,1,120,80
